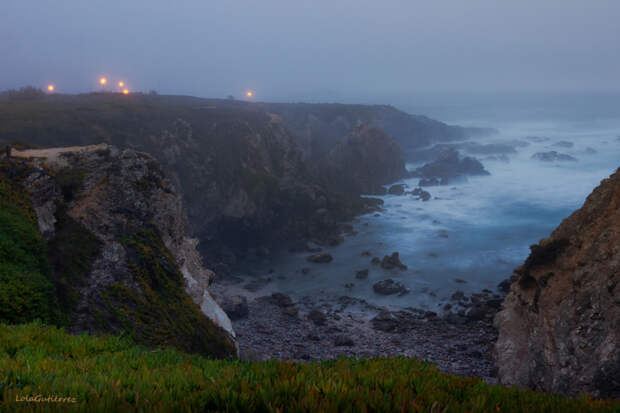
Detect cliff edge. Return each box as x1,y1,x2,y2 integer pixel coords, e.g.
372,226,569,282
494,167,620,398
1,144,237,357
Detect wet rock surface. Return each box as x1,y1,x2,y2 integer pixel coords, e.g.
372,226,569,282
380,252,408,270
411,148,490,183
373,279,407,295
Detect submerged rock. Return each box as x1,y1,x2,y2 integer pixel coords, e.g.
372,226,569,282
380,252,408,270
306,253,333,263
355,269,369,279
551,140,574,148
531,151,577,162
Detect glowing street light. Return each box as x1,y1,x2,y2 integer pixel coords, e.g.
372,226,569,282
47,84,55,92
246,91,253,98
99,77,107,86
118,81,125,88
122,89,130,95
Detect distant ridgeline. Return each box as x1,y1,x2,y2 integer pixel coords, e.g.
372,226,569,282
0,93,492,262
0,145,237,358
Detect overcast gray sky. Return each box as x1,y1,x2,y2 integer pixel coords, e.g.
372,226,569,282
1,0,619,102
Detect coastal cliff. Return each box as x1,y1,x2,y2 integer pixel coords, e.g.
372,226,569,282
494,167,620,398
0,145,237,357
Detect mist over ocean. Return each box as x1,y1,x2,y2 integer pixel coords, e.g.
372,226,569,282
231,93,620,312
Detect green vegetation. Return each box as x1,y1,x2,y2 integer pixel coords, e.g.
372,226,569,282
102,228,236,358
0,169,59,325
1,323,618,412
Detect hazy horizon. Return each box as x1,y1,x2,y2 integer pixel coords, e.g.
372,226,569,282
2,1,620,103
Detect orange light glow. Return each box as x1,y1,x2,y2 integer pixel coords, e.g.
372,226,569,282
122,89,130,95
246,91,253,97
99,77,107,86
118,81,125,88
47,84,55,92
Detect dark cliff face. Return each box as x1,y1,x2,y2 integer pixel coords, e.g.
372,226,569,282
494,167,620,398
319,124,407,195
1,146,237,358
260,102,494,161
0,94,480,261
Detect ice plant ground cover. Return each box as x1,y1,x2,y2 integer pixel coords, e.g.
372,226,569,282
1,322,618,413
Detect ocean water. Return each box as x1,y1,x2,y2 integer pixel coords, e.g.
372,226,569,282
235,95,620,311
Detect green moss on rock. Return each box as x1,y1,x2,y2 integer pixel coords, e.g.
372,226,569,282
0,170,59,324
104,227,236,358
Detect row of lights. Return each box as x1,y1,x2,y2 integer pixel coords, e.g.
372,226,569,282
45,79,256,99
98,77,130,95
46,76,131,95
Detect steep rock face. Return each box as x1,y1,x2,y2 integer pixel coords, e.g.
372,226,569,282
319,124,407,195
0,95,371,261
260,102,495,161
494,168,620,398
10,145,237,357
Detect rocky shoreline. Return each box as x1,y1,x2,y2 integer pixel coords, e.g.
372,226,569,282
210,278,505,383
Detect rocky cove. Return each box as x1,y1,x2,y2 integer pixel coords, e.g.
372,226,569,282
1,93,619,399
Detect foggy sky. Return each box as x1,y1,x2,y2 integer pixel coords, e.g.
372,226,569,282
1,0,619,102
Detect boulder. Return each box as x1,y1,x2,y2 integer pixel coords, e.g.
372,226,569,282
494,168,620,398
307,309,328,326
282,306,298,317
219,295,249,320
373,279,407,295
271,292,294,308
380,252,408,270
334,334,355,346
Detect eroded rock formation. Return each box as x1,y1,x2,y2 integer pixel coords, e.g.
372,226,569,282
11,145,237,358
